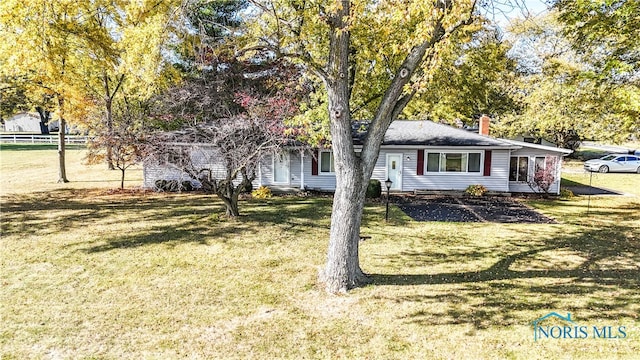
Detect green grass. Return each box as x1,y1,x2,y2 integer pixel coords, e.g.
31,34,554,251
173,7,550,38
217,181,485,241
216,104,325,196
561,165,640,197
1,148,639,359
0,143,142,195
0,143,87,151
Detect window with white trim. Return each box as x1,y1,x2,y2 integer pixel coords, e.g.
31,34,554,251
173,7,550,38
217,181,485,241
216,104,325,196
509,156,529,182
320,151,335,174
534,157,546,172
425,152,482,173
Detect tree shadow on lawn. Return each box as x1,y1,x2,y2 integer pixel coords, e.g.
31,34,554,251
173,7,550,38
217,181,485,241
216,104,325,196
78,197,338,252
80,224,229,253
0,189,224,238
0,189,337,252
368,223,639,328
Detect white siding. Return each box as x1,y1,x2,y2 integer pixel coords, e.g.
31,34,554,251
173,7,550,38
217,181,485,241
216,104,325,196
300,148,513,193
258,152,302,188
144,147,262,190
400,148,511,192
143,162,203,189
290,152,303,187
303,151,336,191
508,148,564,194
145,146,565,194
5,113,42,132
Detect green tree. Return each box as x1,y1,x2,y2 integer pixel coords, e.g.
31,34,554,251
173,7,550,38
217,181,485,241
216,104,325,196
553,0,640,82
240,0,484,293
403,26,519,124
0,76,30,122
493,11,639,148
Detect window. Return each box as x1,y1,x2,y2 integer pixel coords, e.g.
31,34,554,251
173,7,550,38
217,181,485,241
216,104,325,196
534,157,546,171
510,156,529,182
425,152,481,173
443,153,465,172
320,151,335,174
426,153,440,172
468,153,481,172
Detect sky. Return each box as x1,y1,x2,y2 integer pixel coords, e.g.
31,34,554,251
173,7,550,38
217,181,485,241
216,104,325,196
490,0,551,26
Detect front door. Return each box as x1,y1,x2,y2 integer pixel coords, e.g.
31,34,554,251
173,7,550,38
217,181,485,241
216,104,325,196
386,153,403,191
273,152,290,184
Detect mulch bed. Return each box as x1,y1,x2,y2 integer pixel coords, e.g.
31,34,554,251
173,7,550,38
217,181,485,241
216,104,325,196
394,195,557,224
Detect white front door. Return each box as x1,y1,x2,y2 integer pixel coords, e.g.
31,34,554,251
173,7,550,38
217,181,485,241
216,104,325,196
386,153,403,191
273,152,290,184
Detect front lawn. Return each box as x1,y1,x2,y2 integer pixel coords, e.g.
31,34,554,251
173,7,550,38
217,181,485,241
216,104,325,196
1,148,638,359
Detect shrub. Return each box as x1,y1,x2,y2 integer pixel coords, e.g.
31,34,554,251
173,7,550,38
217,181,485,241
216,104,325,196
560,187,574,199
366,179,382,198
528,156,559,194
154,179,194,192
465,184,487,197
252,186,273,199
241,181,253,194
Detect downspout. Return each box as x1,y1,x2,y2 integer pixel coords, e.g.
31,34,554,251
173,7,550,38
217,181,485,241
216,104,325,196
556,155,562,195
507,148,513,193
300,150,305,190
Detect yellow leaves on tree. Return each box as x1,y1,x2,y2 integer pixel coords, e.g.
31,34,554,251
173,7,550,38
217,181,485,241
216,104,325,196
0,0,182,181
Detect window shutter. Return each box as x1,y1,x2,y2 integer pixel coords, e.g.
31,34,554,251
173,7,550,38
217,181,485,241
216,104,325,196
417,149,424,175
484,150,492,176
311,150,318,175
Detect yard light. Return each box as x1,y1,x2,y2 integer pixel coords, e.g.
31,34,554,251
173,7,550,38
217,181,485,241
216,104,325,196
385,178,392,222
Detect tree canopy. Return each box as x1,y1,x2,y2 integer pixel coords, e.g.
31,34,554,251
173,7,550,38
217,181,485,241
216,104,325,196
554,0,640,83
403,26,519,124
0,0,182,180
236,0,484,293
492,10,639,148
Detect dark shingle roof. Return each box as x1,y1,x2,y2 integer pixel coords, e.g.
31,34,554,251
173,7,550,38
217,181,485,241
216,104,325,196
353,120,515,147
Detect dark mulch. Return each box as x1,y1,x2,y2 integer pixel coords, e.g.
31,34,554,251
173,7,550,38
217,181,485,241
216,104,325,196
396,196,557,224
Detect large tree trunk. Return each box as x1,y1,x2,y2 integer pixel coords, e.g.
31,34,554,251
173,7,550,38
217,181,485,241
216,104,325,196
216,182,241,218
57,96,69,183
318,1,466,293
57,117,68,183
35,107,50,134
320,3,371,293
322,165,370,292
219,193,240,217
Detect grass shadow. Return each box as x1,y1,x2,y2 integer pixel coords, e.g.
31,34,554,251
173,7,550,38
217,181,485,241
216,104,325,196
368,223,639,328
0,143,86,151
1,189,337,253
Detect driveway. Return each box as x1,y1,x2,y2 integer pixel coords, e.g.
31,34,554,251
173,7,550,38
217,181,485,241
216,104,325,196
564,185,623,196
397,196,556,224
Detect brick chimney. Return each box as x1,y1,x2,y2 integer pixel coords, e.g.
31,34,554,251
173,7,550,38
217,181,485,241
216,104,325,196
479,115,490,136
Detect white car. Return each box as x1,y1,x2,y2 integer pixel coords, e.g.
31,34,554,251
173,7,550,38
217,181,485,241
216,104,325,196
584,154,640,173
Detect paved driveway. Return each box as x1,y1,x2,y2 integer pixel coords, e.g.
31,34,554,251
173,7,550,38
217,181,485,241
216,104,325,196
397,196,556,224
564,185,622,196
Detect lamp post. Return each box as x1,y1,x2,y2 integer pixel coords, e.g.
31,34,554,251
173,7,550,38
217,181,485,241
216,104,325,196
385,178,392,222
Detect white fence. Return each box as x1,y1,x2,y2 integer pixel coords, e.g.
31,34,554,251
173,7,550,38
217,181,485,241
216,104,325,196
0,134,88,144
